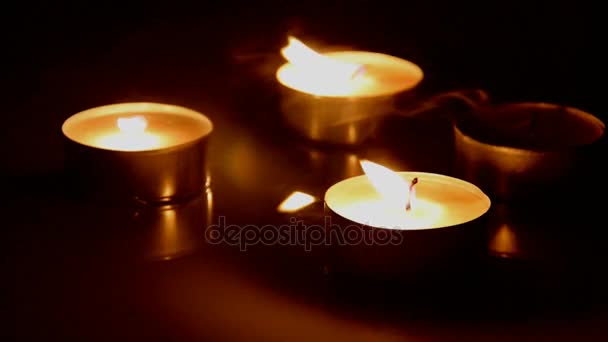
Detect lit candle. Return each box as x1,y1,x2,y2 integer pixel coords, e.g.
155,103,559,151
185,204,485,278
277,36,422,98
324,160,491,276
137,188,213,261
276,37,423,145
325,160,491,230
62,102,213,203
86,188,213,261
63,103,212,152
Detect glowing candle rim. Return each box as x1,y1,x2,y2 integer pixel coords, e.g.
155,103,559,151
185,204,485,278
276,51,424,98
62,102,213,152
325,171,491,230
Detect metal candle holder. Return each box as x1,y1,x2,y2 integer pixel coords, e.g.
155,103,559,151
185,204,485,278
62,102,213,205
322,207,490,277
278,80,490,146
453,102,605,201
276,49,425,146
323,170,491,277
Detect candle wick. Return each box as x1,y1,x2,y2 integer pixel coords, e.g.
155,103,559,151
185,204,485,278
405,177,418,212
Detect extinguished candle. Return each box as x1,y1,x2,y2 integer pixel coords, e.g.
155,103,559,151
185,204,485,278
325,161,491,230
453,102,605,200
456,102,605,150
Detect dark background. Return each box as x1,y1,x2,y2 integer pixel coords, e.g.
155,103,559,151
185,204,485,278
7,1,608,340
6,0,606,176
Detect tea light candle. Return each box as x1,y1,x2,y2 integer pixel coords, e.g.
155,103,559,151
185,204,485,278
275,37,424,145
325,161,491,230
323,160,490,276
277,36,423,98
62,102,213,204
454,102,605,200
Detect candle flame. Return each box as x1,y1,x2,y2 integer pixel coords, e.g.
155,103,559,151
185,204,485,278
277,191,317,213
94,115,161,151
117,115,148,134
281,36,365,81
360,160,415,210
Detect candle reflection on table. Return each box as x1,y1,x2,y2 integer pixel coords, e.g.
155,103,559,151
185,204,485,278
302,147,363,188
486,203,574,261
146,188,213,261
95,189,214,261
489,223,520,259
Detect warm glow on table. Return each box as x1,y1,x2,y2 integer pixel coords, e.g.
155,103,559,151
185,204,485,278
276,36,423,97
325,161,491,230
62,103,213,152
277,191,317,213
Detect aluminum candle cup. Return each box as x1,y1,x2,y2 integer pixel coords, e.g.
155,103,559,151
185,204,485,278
324,162,491,276
453,102,605,201
62,102,213,204
276,37,424,145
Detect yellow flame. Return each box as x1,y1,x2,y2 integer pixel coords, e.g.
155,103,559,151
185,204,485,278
117,115,148,134
281,36,364,81
94,115,161,151
277,191,316,213
360,160,414,210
